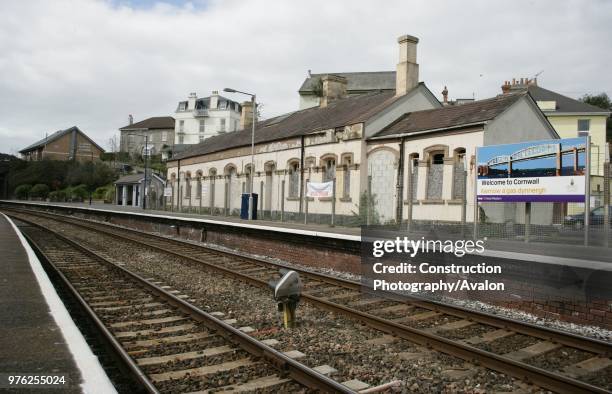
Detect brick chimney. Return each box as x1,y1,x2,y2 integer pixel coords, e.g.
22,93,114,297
501,81,511,94
240,101,256,130
320,74,347,108
441,86,448,104
210,91,219,109
128,114,133,125
395,34,419,96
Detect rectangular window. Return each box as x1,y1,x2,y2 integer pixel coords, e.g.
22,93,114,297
578,119,590,135
199,120,205,133
161,131,167,142
179,120,184,133
199,135,205,142
220,118,226,132
178,134,184,144
178,102,187,111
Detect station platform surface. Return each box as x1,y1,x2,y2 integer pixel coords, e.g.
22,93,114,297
5,200,361,240
0,213,115,393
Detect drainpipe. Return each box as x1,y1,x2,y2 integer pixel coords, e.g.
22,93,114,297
396,138,405,227
299,135,305,213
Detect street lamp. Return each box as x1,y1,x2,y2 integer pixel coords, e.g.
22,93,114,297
128,132,149,210
223,87,256,220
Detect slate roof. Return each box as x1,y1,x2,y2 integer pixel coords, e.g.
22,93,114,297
120,116,175,130
115,170,164,184
299,71,396,93
373,92,526,138
172,89,403,161
526,85,610,114
20,126,104,153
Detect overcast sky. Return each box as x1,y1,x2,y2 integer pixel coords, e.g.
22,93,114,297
1,0,610,155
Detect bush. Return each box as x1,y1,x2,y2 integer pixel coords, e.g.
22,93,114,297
68,184,89,201
49,190,67,202
93,184,115,202
30,184,50,199
14,184,32,200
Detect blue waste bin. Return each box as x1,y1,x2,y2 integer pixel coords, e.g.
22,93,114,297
240,193,258,220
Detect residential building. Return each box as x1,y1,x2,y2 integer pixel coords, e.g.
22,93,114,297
19,126,104,162
119,116,175,156
298,71,396,109
174,91,242,145
502,78,611,193
166,35,557,225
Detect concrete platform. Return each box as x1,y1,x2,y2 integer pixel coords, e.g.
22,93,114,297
3,200,360,240
0,213,115,393
3,200,612,269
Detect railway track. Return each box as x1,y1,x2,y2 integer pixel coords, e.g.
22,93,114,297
14,216,353,393
6,207,612,394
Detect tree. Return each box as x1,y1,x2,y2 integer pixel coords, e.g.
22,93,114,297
580,93,612,141
30,184,50,199
14,184,32,200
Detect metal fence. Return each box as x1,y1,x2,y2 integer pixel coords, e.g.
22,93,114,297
155,158,611,247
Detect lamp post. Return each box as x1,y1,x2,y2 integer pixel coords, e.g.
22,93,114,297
224,87,256,220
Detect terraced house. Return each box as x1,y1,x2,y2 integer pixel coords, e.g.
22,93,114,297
166,35,558,225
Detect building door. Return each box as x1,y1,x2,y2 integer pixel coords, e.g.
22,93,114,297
368,149,397,224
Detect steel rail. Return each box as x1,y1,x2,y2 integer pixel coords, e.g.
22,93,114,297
21,230,160,394
7,209,612,394
14,213,354,394
11,207,610,355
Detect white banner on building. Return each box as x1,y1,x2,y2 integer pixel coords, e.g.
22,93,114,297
307,181,333,197
163,187,172,197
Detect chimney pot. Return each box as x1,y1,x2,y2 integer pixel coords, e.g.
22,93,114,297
442,86,448,103
128,114,133,125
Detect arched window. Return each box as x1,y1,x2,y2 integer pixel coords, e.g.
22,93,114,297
341,154,352,198
426,149,446,200
196,171,203,199
185,172,192,199
321,155,336,182
453,148,466,200
408,153,419,201
245,164,253,193
288,161,300,198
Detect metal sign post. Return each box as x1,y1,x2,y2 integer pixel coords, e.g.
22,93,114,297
604,143,610,248
473,154,479,241
331,178,336,227
281,179,285,222
304,179,309,225
584,135,591,246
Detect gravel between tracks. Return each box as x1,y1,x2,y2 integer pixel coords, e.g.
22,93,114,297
50,222,544,393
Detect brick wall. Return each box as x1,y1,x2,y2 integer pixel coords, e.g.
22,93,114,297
10,202,610,329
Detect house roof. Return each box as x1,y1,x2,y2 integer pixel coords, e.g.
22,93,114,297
525,85,610,114
372,92,526,139
299,71,396,93
19,126,104,153
171,89,405,161
120,116,175,131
